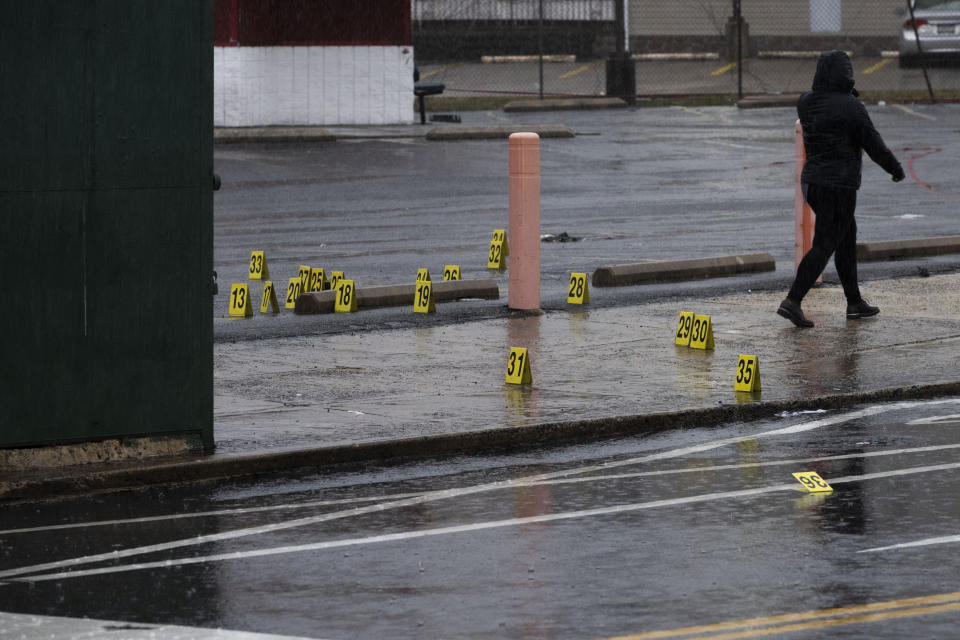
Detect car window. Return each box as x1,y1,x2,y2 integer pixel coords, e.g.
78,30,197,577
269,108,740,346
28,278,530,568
914,0,960,10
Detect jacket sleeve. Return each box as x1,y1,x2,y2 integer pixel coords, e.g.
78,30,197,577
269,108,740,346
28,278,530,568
851,100,903,177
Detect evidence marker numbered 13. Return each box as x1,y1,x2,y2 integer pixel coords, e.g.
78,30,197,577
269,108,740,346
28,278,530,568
249,251,269,280
228,283,252,317
734,354,761,392
505,347,532,385
260,281,280,314
443,265,461,281
567,272,589,305
792,471,833,493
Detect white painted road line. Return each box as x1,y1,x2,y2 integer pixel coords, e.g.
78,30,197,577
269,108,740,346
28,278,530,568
859,534,960,554
11,460,960,583
2,399,956,581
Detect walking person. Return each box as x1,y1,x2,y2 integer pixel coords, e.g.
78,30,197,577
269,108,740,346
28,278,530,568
778,50,905,328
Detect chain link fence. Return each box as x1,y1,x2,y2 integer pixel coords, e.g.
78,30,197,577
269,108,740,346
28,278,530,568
412,0,960,105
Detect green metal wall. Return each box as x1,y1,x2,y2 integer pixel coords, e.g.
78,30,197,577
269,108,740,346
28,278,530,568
0,2,214,448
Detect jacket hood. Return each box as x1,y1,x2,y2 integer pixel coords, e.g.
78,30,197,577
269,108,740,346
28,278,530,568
812,50,858,96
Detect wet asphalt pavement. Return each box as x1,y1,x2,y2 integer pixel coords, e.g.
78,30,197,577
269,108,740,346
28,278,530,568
3,399,960,639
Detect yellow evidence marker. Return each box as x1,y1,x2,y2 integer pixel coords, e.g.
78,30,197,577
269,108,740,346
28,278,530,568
285,277,302,310
309,267,327,292
414,279,436,314
443,265,461,281
734,354,761,392
488,240,505,269
298,265,311,293
689,314,715,350
793,471,833,493
228,284,253,317
335,279,357,313
416,268,431,282
674,311,694,346
249,251,269,280
567,272,590,304
260,281,280,313
492,229,509,257
505,347,532,385
329,271,345,292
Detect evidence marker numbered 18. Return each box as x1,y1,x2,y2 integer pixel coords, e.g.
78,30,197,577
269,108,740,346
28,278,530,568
505,346,532,385
228,283,252,317
689,314,714,350
734,354,761,392
414,279,436,314
443,265,461,281
675,312,694,346
285,277,302,310
335,279,357,313
567,272,589,305
249,251,269,280
792,471,833,493
260,281,280,314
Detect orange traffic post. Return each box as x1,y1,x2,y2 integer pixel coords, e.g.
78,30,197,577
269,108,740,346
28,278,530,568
794,120,819,282
508,132,541,310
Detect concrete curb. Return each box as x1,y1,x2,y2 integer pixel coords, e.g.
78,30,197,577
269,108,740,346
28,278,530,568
592,253,775,287
214,127,336,143
503,98,628,113
4,380,959,503
295,279,500,314
857,236,960,262
736,95,800,109
425,125,575,141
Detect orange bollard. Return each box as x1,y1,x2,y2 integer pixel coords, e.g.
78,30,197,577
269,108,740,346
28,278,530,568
794,120,819,282
508,132,541,310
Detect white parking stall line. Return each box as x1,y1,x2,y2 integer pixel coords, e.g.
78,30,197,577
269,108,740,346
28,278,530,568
0,491,430,537
860,534,960,554
2,399,956,581
11,460,960,583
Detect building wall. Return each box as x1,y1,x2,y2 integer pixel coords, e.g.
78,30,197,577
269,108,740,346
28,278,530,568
214,0,414,126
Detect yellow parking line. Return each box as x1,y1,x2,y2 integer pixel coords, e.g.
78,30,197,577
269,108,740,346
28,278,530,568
862,58,893,75
419,63,463,79
892,103,937,121
560,61,600,79
599,590,960,639
711,62,737,76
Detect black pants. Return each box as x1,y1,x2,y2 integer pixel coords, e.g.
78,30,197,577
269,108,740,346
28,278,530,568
788,183,862,305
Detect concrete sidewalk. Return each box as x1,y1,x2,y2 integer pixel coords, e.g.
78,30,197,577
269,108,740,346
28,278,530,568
4,272,960,501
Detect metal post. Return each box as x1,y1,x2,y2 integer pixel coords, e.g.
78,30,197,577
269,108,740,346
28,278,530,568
906,0,936,102
735,0,743,98
538,0,544,100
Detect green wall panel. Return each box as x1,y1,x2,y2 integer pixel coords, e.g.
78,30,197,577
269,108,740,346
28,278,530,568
1,1,214,448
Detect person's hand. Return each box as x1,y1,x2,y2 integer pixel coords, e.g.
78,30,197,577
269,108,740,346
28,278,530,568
892,167,906,182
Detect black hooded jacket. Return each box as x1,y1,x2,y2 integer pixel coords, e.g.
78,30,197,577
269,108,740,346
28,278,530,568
797,50,903,190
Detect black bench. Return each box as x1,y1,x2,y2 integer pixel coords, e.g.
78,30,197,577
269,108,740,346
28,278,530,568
414,81,445,124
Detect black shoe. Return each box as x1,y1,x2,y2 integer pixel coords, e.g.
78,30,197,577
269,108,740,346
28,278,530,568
777,298,814,328
847,299,879,319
